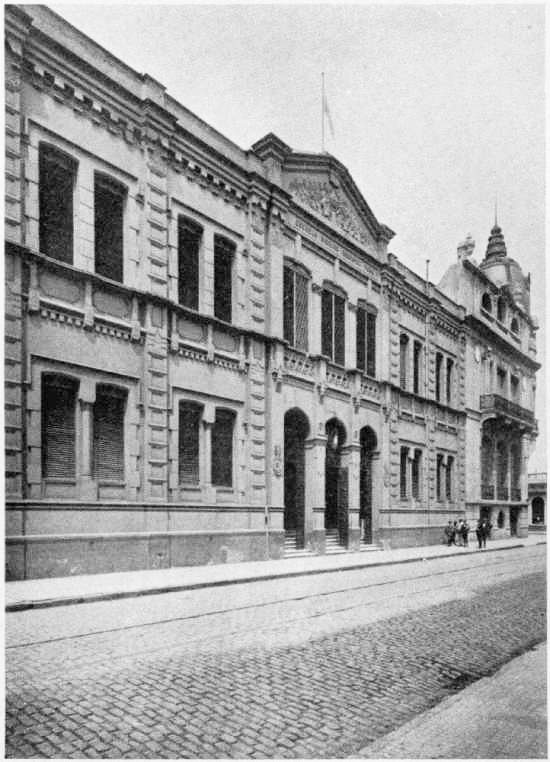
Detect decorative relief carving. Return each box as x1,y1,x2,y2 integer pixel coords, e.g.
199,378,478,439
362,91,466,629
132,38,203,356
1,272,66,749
93,289,131,319
288,178,370,246
40,271,82,304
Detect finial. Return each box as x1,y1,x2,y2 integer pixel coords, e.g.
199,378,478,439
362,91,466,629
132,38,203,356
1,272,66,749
494,192,498,227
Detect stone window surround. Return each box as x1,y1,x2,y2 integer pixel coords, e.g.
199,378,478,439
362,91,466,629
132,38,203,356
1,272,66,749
434,346,456,407
399,327,424,395
399,443,425,503
436,451,456,503
283,256,311,352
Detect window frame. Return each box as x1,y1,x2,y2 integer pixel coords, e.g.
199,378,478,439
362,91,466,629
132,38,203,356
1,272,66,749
94,172,126,283
178,216,203,311
213,234,235,324
211,407,236,488
178,400,203,485
92,384,127,484
283,260,309,352
41,373,79,482
39,143,77,264
321,285,346,366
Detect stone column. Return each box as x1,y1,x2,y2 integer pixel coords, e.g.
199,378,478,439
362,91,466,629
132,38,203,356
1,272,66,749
310,283,322,356
347,303,357,369
78,379,96,500
305,434,326,554
342,442,361,551
202,408,215,503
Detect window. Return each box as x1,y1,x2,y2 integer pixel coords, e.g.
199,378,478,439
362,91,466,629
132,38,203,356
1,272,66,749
497,367,506,392
214,235,235,323
93,385,126,482
510,375,519,401
435,352,443,402
412,449,422,499
400,446,409,500
179,401,202,484
39,144,76,263
436,454,444,501
510,317,519,334
481,293,492,313
413,341,422,395
178,217,202,310
42,374,78,479
283,263,308,351
497,510,505,529
497,296,506,323
95,174,125,282
446,358,454,406
356,306,376,376
321,288,345,365
481,435,493,485
445,456,454,500
399,334,409,390
211,408,235,487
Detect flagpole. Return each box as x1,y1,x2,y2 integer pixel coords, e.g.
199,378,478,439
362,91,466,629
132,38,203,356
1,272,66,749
321,72,325,153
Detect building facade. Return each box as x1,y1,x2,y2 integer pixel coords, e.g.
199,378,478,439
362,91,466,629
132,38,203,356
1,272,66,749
528,473,546,529
5,6,540,580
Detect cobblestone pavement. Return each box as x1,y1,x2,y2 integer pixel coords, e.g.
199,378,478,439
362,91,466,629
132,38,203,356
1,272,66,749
6,546,546,758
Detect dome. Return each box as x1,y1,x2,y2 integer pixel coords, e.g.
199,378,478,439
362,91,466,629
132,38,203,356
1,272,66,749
479,222,530,313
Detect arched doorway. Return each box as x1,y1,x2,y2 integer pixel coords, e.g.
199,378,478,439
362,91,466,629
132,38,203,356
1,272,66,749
325,418,347,545
284,408,309,548
360,427,377,544
532,496,545,525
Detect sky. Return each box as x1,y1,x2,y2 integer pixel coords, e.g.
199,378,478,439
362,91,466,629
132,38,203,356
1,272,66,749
49,3,546,471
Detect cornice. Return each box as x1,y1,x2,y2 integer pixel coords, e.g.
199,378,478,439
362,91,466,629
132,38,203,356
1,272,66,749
464,314,540,371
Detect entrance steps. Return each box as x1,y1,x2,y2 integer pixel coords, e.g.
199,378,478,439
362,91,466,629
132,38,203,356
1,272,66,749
359,540,381,553
324,529,347,555
283,531,313,558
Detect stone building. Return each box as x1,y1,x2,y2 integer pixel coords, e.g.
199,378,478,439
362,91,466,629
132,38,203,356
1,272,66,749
528,473,546,528
4,5,540,579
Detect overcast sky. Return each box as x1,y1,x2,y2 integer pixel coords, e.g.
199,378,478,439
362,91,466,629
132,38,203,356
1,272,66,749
50,3,546,471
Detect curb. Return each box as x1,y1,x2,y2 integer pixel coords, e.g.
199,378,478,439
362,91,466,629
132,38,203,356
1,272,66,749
6,541,538,613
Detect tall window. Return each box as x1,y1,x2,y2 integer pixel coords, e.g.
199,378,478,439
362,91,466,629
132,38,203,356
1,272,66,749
400,446,409,500
497,296,506,323
179,401,202,484
510,375,519,402
42,374,78,480
283,263,308,351
178,217,202,310
95,174,125,283
435,352,443,402
214,235,235,323
321,289,345,365
497,367,506,392
211,408,235,487
412,449,422,499
445,456,454,500
446,358,454,405
436,454,444,501
356,307,376,377
481,436,493,486
413,341,422,395
39,144,76,264
93,385,126,482
481,293,492,313
399,334,409,390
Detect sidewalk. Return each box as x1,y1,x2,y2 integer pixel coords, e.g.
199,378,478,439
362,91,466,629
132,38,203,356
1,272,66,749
5,534,545,613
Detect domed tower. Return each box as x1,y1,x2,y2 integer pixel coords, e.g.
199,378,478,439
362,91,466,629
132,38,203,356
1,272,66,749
479,220,531,314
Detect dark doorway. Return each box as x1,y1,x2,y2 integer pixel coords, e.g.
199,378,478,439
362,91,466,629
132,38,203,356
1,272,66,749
532,497,545,524
325,418,347,543
284,409,309,548
360,427,377,544
510,507,519,537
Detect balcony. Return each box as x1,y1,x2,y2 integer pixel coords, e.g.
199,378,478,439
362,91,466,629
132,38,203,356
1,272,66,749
497,486,509,501
481,484,495,500
480,394,534,425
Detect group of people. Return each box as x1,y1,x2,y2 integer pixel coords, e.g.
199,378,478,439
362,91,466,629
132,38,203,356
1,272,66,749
444,518,493,549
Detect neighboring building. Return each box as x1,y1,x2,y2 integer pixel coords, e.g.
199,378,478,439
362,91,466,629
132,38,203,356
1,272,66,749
528,473,546,529
4,6,540,579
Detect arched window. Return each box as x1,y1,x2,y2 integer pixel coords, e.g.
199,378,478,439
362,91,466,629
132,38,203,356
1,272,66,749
482,293,492,313
510,317,519,334
497,296,506,323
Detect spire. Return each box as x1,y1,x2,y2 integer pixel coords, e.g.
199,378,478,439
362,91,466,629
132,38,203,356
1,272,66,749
485,216,507,260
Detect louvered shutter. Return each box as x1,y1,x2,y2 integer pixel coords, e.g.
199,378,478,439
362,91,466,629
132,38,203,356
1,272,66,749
366,312,376,377
214,236,234,323
400,448,408,499
94,176,124,283
42,376,77,479
356,307,366,371
211,409,235,487
321,290,333,359
178,219,201,309
93,386,126,482
333,294,345,366
179,402,201,484
295,272,308,351
283,266,294,345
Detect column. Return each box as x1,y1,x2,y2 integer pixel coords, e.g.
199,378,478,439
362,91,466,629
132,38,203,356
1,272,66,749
305,435,326,553
347,303,357,369
79,379,96,499
202,404,215,503
342,442,361,551
310,284,322,356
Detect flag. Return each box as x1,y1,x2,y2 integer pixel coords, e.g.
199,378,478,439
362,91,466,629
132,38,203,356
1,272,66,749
323,91,335,138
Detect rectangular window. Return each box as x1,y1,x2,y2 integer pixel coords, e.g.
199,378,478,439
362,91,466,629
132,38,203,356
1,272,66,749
400,446,409,500
497,367,506,391
178,218,202,310
214,235,235,323
366,311,376,377
283,265,308,351
39,145,76,263
412,449,422,499
42,374,78,479
356,306,366,372
446,456,454,500
435,352,443,402
510,375,519,401
93,385,126,482
211,408,235,487
178,401,202,484
400,335,409,390
413,341,422,395
436,454,444,501
446,358,454,405
95,174,125,283
321,290,346,365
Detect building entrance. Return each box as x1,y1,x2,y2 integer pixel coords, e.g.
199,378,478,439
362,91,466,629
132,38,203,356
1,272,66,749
284,408,309,548
325,418,347,545
360,427,377,544
510,506,519,537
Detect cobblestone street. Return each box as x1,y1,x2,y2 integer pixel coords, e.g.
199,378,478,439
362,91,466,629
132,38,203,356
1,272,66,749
6,546,546,758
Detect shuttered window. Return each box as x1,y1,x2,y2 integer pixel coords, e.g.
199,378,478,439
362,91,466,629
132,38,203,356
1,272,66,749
446,358,454,405
321,290,333,359
366,311,376,377
179,401,202,484
214,235,234,323
95,174,125,283
178,218,202,310
357,308,377,376
42,375,78,480
400,447,409,500
436,454,444,501
283,266,294,345
93,385,126,482
39,145,76,264
446,456,454,500
356,307,366,371
283,265,308,350
333,295,345,366
211,409,235,487
412,449,422,499
413,341,422,394
400,334,409,390
321,289,345,365
435,352,443,401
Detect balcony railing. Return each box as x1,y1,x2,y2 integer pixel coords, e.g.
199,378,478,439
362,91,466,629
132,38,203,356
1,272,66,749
480,394,534,424
481,484,495,500
497,486,509,501
510,487,522,502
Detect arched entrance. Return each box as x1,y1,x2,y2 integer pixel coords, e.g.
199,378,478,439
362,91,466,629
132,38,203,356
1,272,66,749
532,496,545,525
325,418,347,545
284,408,309,548
360,427,377,544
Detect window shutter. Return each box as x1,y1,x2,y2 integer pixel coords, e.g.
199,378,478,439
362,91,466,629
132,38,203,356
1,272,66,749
94,175,124,283
295,272,308,351
93,386,126,482
366,311,376,377
446,456,454,499
179,402,201,484
214,236,234,323
321,290,333,359
412,450,421,499
42,376,77,479
283,266,294,345
211,409,235,487
39,146,75,264
400,335,408,390
356,307,366,371
400,447,408,500
178,219,201,309
333,294,345,366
